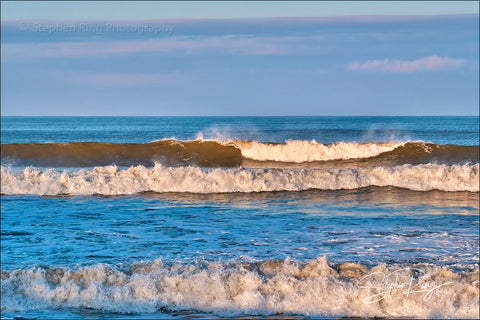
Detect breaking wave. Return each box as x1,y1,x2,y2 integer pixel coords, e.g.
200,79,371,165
1,140,478,167
233,140,405,162
1,257,478,318
1,163,478,195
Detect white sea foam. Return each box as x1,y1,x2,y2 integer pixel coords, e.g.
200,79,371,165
1,163,478,195
1,257,478,318
233,140,405,162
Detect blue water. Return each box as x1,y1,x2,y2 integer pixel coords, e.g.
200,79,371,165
2,116,478,145
2,190,478,270
1,116,479,319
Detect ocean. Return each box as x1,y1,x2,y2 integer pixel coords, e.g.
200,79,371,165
1,116,479,319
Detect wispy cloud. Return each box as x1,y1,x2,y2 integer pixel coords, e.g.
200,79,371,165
73,72,184,87
2,35,324,59
348,56,466,73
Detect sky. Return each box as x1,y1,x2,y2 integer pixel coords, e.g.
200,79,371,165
1,1,479,116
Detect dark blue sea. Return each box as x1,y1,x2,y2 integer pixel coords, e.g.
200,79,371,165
1,116,479,319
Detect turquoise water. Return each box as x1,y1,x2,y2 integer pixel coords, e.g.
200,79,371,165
1,116,479,319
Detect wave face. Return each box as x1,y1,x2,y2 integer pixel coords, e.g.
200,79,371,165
364,142,480,165
2,140,478,168
1,140,242,168
1,163,478,195
2,258,478,318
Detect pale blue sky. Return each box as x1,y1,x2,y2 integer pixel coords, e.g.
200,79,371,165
2,1,478,20
1,2,479,116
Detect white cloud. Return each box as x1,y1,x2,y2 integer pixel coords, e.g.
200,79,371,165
348,56,466,72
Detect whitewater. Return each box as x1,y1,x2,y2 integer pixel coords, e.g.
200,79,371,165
233,140,406,162
1,163,478,195
2,257,478,318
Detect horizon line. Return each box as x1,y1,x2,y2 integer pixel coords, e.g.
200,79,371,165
2,115,478,117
